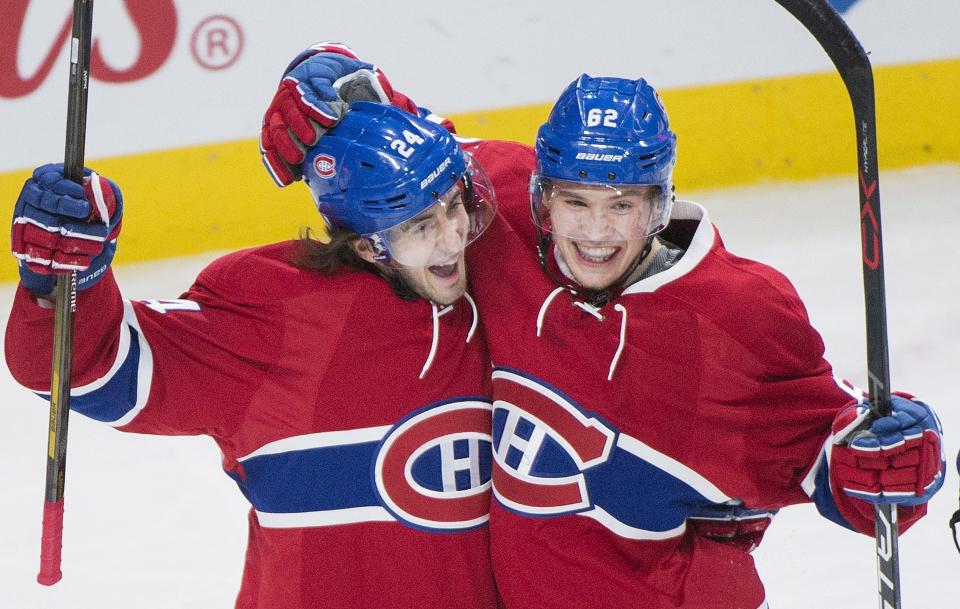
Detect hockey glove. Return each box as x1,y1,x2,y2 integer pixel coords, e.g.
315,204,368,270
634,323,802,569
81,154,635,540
12,163,123,296
687,504,774,553
259,42,392,186
830,393,945,506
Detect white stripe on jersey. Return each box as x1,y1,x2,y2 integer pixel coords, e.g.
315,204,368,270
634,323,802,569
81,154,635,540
579,506,687,541
109,300,155,427
238,425,393,462
256,506,395,529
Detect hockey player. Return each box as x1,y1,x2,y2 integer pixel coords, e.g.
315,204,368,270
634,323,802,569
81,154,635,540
259,45,946,609
6,103,502,609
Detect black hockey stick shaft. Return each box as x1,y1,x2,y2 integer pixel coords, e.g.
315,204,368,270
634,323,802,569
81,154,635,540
38,0,94,587
771,2,899,608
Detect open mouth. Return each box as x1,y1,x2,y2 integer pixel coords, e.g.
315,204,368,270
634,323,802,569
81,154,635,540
574,243,620,264
428,262,459,279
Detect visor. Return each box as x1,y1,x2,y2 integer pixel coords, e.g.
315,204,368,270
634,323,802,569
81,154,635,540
531,177,671,242
364,153,497,268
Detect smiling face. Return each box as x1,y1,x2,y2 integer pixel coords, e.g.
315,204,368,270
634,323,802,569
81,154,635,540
543,182,661,290
355,185,471,305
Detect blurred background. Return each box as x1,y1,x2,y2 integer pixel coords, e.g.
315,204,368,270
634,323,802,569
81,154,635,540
1,1,958,608
0,0,957,270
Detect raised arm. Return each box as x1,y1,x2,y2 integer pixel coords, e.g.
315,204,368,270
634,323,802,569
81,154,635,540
259,41,455,186
6,166,278,440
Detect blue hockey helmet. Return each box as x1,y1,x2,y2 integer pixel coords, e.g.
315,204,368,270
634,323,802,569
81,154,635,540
532,75,677,241
302,101,496,267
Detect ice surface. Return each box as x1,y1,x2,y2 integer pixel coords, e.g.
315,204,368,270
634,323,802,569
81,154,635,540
2,165,957,608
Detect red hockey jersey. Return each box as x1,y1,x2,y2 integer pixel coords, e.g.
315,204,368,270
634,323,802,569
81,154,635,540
6,242,498,609
461,139,924,609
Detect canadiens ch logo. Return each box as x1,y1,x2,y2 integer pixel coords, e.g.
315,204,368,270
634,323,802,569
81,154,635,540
314,154,336,178
235,398,492,533
492,369,616,515
491,367,737,540
375,399,492,531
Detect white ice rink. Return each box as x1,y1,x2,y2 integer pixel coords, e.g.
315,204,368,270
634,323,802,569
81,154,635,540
2,165,958,609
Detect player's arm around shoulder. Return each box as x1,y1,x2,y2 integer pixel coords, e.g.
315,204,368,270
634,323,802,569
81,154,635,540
260,40,457,185
463,139,536,220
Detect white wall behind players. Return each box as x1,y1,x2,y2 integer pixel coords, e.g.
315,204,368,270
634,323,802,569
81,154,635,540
1,0,957,171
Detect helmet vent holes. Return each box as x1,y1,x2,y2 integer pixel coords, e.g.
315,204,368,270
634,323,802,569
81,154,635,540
578,170,587,179
360,161,375,168
607,172,616,180
384,194,407,209
636,152,658,170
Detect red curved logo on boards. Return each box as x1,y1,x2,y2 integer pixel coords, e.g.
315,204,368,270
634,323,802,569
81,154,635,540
0,0,177,98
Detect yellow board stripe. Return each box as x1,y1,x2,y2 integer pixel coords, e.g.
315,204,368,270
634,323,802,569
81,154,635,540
453,57,960,188
1,57,957,282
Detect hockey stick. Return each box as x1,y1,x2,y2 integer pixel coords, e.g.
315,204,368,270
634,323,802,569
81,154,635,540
37,0,94,587
771,1,900,608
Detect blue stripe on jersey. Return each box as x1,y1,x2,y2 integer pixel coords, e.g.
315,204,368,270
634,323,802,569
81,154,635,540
226,399,494,532
71,326,142,422
234,442,382,513
36,324,143,424
586,445,712,532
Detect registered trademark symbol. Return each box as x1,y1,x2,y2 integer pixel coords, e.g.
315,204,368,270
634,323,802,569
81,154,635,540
190,15,243,71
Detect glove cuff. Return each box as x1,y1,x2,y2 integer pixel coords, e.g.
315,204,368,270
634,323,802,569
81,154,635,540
18,261,55,297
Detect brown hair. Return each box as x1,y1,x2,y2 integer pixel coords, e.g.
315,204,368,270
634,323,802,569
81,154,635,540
292,226,375,276
291,226,418,300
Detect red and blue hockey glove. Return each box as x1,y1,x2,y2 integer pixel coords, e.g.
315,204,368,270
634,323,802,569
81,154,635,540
260,42,392,186
11,163,122,296
687,504,775,553
830,393,944,506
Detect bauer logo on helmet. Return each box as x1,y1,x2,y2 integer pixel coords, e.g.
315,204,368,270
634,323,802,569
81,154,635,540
420,156,453,190
575,152,624,163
